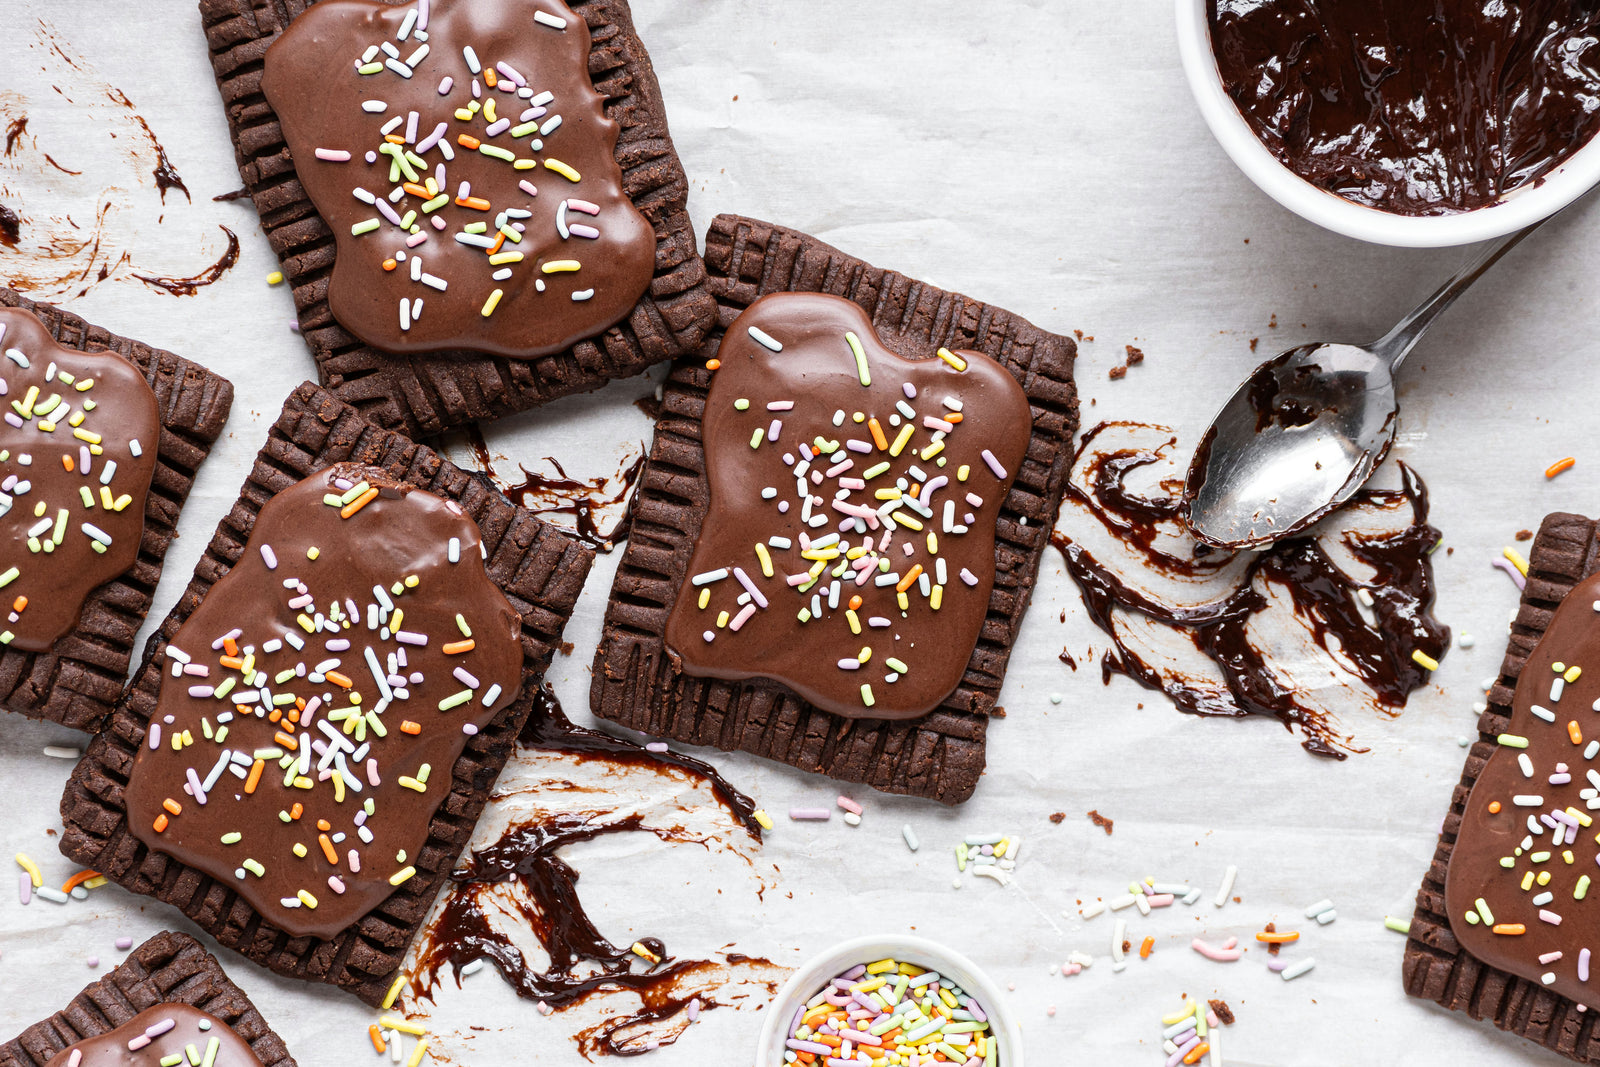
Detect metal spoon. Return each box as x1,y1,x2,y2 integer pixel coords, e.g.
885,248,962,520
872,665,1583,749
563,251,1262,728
1182,223,1540,550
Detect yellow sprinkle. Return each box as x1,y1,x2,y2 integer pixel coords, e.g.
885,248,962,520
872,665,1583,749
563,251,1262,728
480,289,504,317
937,347,968,371
382,975,407,1010
631,941,663,963
1503,546,1530,576
858,646,872,664
381,1017,426,1037
541,260,582,273
390,865,417,886
931,584,943,610
866,958,899,975
487,252,524,266
927,532,938,554
1411,649,1439,672
1566,665,1584,684
72,429,102,445
406,1040,429,1067
716,610,730,628
889,423,916,457
957,464,970,482
752,809,774,830
297,889,317,908
14,853,42,888
697,587,710,610
266,271,284,286
1522,870,1536,891
847,609,861,634
897,591,910,611
755,543,774,578
543,158,581,182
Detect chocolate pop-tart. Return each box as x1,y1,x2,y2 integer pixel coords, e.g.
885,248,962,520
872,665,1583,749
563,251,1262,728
198,0,714,436
0,289,232,731
1407,512,1600,1060
591,216,1079,803
60,382,592,1003
1,931,296,1067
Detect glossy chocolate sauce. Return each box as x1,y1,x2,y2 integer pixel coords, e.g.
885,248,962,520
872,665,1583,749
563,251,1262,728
43,1004,261,1067
1055,421,1449,756
4,116,27,155
412,687,770,1055
458,425,644,553
1211,0,1600,215
0,202,19,249
133,225,239,296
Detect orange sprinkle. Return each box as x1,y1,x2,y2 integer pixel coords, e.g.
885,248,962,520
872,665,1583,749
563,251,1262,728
152,813,168,833
385,134,405,144
1547,457,1577,479
456,133,482,150
219,655,243,670
400,720,422,735
245,760,264,794
223,637,239,657
1139,936,1154,959
316,819,331,832
868,417,889,450
1492,923,1527,935
340,487,379,519
61,455,74,472
946,412,963,423
402,182,431,198
848,595,863,611
1488,800,1502,814
268,709,282,724
11,596,24,613
896,564,924,593
318,833,339,865
1183,1044,1209,1065
274,731,298,751
1571,721,1584,745
382,259,398,272
368,1026,386,1054
1255,931,1299,944
705,358,721,371
289,803,304,821
443,639,476,655
287,708,300,724
484,67,497,87
325,670,355,688
162,798,182,816
488,231,507,255
456,195,492,211
60,869,101,894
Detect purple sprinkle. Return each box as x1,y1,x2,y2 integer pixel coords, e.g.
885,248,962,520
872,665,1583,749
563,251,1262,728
646,742,669,753
1582,947,1592,982
485,118,511,137
327,639,351,651
187,685,215,698
436,75,453,95
732,566,769,608
452,666,479,688
145,1018,179,1040
259,544,278,569
495,61,526,86
980,449,1007,479
395,631,428,646
115,937,133,950
18,873,31,905
1493,557,1528,590
789,808,831,821
461,723,479,736
186,767,207,805
1267,959,1287,971
416,122,449,154
375,198,404,226
86,956,99,968
148,723,161,750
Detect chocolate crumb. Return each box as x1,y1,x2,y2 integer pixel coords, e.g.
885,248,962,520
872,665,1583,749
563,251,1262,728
1087,810,1114,835
1208,999,1235,1025
1049,812,1066,824
1516,529,1533,541
1249,337,1259,352
559,640,574,656
1108,365,1127,380
1124,345,1145,365
1266,921,1280,955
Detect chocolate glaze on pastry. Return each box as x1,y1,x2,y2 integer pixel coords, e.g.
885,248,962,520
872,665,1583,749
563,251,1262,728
42,1005,261,1067
261,0,655,358
1445,568,1600,1005
663,293,1031,721
0,306,159,652
123,464,523,940
1210,0,1600,216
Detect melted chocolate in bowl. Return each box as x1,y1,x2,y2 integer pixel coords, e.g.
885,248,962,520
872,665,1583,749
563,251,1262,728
1210,0,1600,216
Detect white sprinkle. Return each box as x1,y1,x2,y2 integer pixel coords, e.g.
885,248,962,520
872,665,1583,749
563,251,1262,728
362,100,388,113
1281,958,1316,981
462,45,481,73
533,9,568,28
902,824,919,851
748,326,783,352
571,289,594,302
42,745,79,759
1214,864,1237,907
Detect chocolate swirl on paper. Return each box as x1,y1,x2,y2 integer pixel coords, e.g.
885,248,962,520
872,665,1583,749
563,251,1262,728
123,464,523,940
261,0,656,358
663,293,1031,721
43,1005,262,1067
0,306,159,652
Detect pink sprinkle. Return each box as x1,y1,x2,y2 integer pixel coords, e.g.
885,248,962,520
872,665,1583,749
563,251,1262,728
566,198,599,215
1190,937,1242,962
569,224,600,239
519,179,539,197
18,873,30,905
288,594,313,609
687,997,700,1022
436,75,452,95
148,723,161,750
1582,948,1592,982
115,937,133,950
1206,1010,1220,1027
259,544,278,569
143,1019,174,1039
789,808,831,821
1542,909,1564,925
645,742,668,753
187,685,214,698
328,876,346,894
347,850,361,873
1062,962,1081,976
418,0,430,29
314,148,351,162
959,568,979,586
836,796,862,815
367,758,381,786
183,663,209,676
728,603,757,632
767,400,794,411
126,1037,151,1052
1149,893,1175,907
1540,951,1565,964
462,723,478,735
1267,959,1287,972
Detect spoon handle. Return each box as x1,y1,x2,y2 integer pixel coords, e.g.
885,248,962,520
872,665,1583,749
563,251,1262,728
1371,221,1543,371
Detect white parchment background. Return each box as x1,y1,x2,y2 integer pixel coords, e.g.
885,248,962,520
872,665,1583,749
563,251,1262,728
3,1,1597,1063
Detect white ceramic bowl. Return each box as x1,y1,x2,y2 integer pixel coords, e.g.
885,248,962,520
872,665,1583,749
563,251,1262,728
755,934,1022,1067
1175,0,1600,247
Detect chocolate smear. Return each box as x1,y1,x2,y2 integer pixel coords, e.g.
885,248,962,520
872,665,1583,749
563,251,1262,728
133,224,238,296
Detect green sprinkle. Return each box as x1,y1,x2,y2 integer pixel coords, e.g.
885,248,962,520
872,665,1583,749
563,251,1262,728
417,762,432,784
0,567,16,588
220,832,241,845
79,485,94,508
863,462,891,480
478,143,516,162
1383,915,1411,934
510,121,540,137
323,494,344,507
161,1055,184,1067
1499,857,1516,868
845,331,871,386
364,798,376,816
886,658,909,673
366,712,388,737
750,428,764,449
438,689,473,711
201,1036,220,1067
275,668,297,685
455,613,472,637
351,218,381,236
1578,875,1592,900
201,718,213,741
358,62,384,74
464,221,488,235
1475,897,1494,925
861,683,875,707
242,859,265,877
1532,851,1552,863
421,194,450,213
1497,734,1530,748
798,608,812,623
214,677,236,700
734,398,750,411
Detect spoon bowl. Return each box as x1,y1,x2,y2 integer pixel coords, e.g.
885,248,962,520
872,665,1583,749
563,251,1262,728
1184,343,1396,549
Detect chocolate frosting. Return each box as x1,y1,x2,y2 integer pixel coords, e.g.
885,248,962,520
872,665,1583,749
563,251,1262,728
0,306,158,651
1447,569,1600,1005
1211,0,1600,216
43,1004,262,1067
124,464,523,940
663,293,1031,720
261,0,655,358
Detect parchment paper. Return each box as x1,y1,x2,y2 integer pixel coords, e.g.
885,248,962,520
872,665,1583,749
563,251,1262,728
3,1,1595,1063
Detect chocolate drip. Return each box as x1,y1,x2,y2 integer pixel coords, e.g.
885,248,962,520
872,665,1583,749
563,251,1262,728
1210,0,1600,216
133,225,238,296
412,687,769,1054
0,202,19,249
4,115,27,155
1055,421,1449,756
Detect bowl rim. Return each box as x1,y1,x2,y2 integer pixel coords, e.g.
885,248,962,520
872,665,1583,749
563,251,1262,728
1174,0,1600,248
754,933,1023,1067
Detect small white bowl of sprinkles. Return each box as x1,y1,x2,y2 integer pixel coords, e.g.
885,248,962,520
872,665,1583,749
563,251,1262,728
756,934,1021,1066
